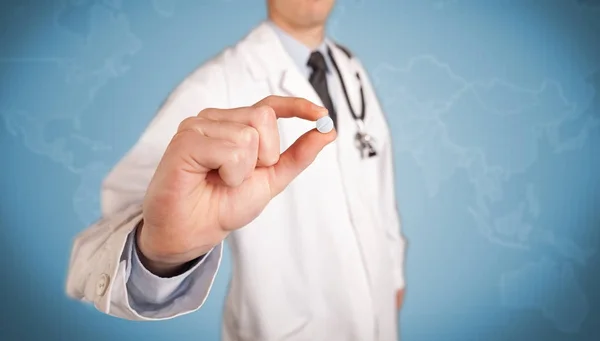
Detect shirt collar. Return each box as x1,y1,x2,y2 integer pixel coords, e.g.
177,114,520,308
268,20,331,75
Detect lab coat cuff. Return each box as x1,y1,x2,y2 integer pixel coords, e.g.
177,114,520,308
123,227,222,317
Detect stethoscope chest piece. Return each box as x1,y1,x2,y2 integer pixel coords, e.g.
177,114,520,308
354,119,377,159
355,132,378,158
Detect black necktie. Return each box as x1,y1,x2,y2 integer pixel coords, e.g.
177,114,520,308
307,51,337,129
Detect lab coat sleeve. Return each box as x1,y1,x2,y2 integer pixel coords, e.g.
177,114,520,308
125,226,221,316
65,60,229,320
357,60,408,291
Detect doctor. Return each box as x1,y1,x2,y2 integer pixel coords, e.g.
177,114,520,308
66,0,407,340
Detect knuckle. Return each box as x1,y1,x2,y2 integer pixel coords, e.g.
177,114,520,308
303,98,315,112
293,97,304,106
294,97,312,112
229,149,242,165
168,130,192,151
239,126,259,146
256,105,276,125
198,107,217,118
263,95,277,104
177,117,197,132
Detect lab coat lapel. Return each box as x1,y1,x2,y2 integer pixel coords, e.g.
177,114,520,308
279,69,323,106
243,22,323,107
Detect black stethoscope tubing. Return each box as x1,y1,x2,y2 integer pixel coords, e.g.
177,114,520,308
326,46,366,123
326,46,377,158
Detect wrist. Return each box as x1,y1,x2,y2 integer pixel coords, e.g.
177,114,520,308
134,221,193,277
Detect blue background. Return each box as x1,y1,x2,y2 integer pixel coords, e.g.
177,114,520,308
1,0,599,340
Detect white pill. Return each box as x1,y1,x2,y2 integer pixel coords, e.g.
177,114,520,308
316,116,334,133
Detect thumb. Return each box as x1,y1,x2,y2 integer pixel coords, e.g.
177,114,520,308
268,127,337,197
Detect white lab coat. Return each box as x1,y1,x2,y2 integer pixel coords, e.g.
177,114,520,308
66,21,407,341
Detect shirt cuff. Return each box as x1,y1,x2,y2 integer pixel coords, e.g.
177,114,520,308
124,227,215,310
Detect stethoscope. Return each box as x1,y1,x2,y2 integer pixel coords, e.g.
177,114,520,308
327,46,377,159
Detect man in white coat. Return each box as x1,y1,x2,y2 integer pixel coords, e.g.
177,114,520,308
66,0,407,340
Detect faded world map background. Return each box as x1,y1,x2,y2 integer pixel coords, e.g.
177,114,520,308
1,0,599,340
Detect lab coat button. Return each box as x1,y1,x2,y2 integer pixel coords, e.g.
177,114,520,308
96,273,110,297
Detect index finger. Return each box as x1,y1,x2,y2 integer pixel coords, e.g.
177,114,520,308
254,95,329,121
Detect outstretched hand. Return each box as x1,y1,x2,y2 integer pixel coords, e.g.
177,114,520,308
138,95,337,276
